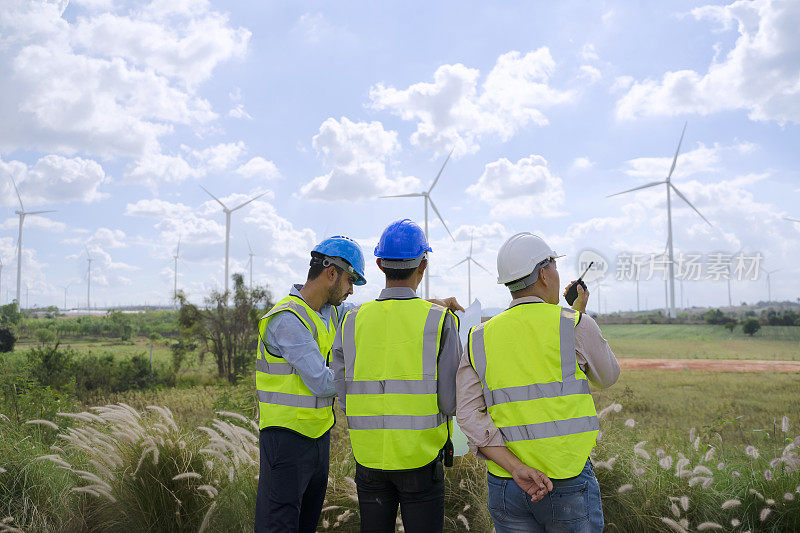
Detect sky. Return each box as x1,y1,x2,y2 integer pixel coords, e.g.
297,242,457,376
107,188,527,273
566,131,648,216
1,0,799,313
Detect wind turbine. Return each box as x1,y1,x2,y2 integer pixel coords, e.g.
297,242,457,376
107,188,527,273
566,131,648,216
765,268,780,302
450,231,491,304
200,186,266,298
64,281,73,310
608,122,712,318
173,236,181,308
9,177,56,305
85,247,93,310
381,148,456,298
246,235,255,290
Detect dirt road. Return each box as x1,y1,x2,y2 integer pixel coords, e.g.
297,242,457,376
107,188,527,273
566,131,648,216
618,358,800,372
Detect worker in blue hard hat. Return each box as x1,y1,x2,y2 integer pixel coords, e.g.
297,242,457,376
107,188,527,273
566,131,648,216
255,235,366,533
331,219,464,533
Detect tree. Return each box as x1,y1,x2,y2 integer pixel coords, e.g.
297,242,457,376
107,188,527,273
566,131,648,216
742,317,761,336
724,320,737,333
0,326,16,353
0,302,21,327
177,273,271,383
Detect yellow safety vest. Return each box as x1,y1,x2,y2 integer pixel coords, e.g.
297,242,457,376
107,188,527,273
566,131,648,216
341,298,452,470
256,294,338,438
468,302,598,479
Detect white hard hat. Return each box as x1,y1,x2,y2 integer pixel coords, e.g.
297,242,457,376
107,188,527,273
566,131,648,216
496,232,563,286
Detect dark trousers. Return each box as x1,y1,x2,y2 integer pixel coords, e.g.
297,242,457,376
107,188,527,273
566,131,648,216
255,428,330,533
355,460,445,533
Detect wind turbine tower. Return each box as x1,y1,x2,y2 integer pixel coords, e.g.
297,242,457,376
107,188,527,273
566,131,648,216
173,236,181,308
381,148,456,298
200,186,266,298
246,235,255,289
86,247,93,310
0,258,3,305
450,231,491,304
765,269,780,303
9,177,56,305
608,123,712,318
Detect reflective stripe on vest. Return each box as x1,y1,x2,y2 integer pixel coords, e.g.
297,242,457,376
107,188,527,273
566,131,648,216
469,303,599,479
255,294,338,437
342,299,450,470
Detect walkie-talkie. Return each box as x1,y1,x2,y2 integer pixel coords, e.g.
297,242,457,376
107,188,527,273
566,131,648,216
565,261,594,306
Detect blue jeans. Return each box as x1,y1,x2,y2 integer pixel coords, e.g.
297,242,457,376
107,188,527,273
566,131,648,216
486,459,604,533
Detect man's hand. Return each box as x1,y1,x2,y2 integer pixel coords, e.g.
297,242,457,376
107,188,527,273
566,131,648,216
511,466,553,502
563,281,589,314
428,297,465,313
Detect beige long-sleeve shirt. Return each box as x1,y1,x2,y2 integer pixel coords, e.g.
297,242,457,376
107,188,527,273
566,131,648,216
455,296,620,457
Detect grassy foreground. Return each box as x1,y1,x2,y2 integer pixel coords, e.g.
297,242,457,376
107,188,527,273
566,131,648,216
1,369,799,532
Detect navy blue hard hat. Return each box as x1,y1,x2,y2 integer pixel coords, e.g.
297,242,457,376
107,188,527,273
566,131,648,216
374,219,432,259
312,236,366,285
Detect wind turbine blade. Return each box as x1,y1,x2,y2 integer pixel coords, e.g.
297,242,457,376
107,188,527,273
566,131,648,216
785,216,800,223
666,121,688,182
449,258,468,269
427,196,455,241
428,147,454,194
176,236,181,257
9,176,24,211
200,185,228,210
607,181,665,198
85,245,92,260
246,234,253,254
670,184,712,226
469,230,474,256
25,210,56,216
379,193,424,198
471,258,492,274
230,191,268,212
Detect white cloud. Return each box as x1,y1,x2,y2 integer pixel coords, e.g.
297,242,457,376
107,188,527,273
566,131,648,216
611,75,634,93
243,201,317,260
1,215,67,233
0,154,109,206
300,117,419,201
236,157,280,180
87,228,127,249
192,141,246,173
126,151,198,185
622,143,722,180
126,141,247,186
578,65,602,84
580,43,599,62
369,49,574,156
0,0,249,159
616,0,800,124
466,155,566,219
228,104,252,119
571,157,594,171
292,12,352,45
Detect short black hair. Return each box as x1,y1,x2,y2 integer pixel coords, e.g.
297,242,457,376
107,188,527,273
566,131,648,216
382,266,416,281
307,252,343,281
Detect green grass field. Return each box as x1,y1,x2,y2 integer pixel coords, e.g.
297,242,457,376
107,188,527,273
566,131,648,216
603,324,800,360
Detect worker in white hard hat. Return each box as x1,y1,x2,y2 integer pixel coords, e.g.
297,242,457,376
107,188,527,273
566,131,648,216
456,232,620,532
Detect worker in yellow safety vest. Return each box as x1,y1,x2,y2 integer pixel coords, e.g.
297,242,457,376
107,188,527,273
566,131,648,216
255,236,367,533
331,218,464,533
456,232,620,533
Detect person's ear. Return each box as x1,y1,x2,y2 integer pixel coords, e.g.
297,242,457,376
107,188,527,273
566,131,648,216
376,258,385,274
327,265,339,284
417,258,428,279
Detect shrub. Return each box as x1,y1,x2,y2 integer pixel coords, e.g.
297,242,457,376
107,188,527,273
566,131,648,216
742,317,761,336
26,343,76,391
724,320,737,333
0,325,16,353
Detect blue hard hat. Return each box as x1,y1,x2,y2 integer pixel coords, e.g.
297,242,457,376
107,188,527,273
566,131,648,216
312,236,367,285
374,219,432,259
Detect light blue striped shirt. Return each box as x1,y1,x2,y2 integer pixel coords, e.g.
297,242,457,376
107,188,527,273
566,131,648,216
264,284,355,397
